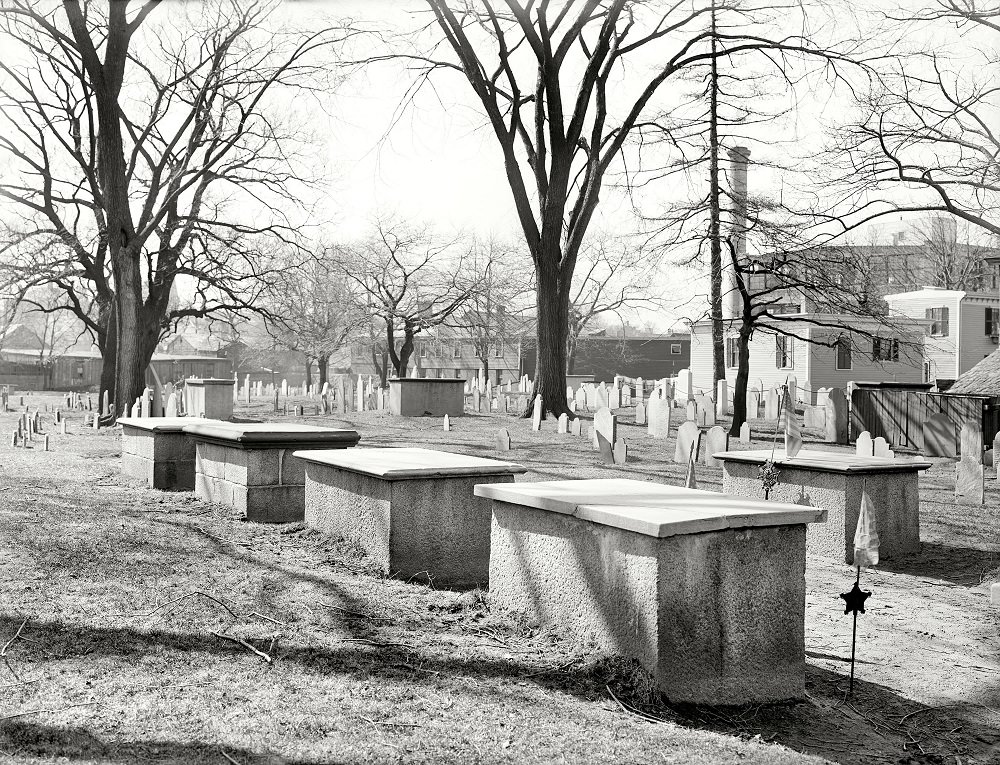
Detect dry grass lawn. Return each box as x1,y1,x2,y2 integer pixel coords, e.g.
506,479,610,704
1,393,998,764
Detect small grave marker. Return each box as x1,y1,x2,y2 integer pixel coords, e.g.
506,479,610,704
495,428,511,452
443,414,451,432
856,431,873,457
613,438,628,465
531,396,542,432
674,421,700,464
956,457,984,506
558,413,568,434
703,426,729,468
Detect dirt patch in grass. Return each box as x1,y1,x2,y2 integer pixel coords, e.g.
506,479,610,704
0,394,997,764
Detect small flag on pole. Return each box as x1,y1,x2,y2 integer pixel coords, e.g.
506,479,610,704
853,485,880,568
685,442,697,489
783,385,803,458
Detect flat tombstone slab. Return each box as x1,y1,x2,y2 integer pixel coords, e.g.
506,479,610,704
119,417,217,491
388,378,465,417
714,449,931,564
476,478,825,704
956,457,984,506
674,421,700,464
183,423,361,523
298,447,526,588
923,413,958,457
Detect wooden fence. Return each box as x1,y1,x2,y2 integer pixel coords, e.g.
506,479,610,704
851,384,1000,451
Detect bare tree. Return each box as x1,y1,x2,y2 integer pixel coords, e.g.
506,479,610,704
836,2,1000,237
410,1,862,416
342,221,482,377
447,236,533,381
265,251,365,389
0,1,356,419
723,196,921,435
566,236,664,374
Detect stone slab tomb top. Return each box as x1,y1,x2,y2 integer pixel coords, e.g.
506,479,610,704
186,378,237,386
182,422,361,450
474,478,826,539
712,449,933,475
118,417,217,433
294,446,526,480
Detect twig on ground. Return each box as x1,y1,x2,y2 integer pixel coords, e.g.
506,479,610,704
605,684,672,724
212,631,273,663
342,638,416,651
1,617,30,656
219,749,244,765
247,611,286,626
322,604,387,621
0,700,98,721
134,591,240,619
900,705,960,724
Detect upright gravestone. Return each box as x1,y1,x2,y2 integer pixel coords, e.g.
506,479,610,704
496,428,511,452
443,415,450,432
995,432,1000,478
674,368,693,404
571,418,582,436
609,382,622,410
635,401,646,426
824,388,849,444
558,413,569,434
816,387,831,408
531,396,542,432
764,388,780,420
596,382,610,410
786,374,797,405
686,401,697,422
674,421,700,464
855,431,874,457
596,431,615,464
613,438,628,466
739,421,751,443
634,377,644,402
873,436,892,458
924,413,958,458
164,393,178,418
746,388,760,419
647,397,671,438
960,422,983,462
473,388,482,413
585,385,598,410
594,407,617,449
703,426,729,468
716,380,729,417
956,457,984,506
575,388,588,412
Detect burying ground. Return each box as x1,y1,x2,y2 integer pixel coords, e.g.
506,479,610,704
1,396,999,765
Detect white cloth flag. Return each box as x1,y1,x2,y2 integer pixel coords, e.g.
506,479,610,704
783,386,803,458
853,488,881,568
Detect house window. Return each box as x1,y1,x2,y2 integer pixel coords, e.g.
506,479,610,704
923,361,932,383
926,307,949,336
670,343,681,355
775,335,793,369
836,338,853,370
986,308,999,337
419,344,428,358
772,303,800,315
493,344,504,358
726,337,739,368
452,344,462,359
872,337,899,362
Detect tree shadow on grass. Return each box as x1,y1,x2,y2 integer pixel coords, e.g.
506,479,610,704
0,720,332,765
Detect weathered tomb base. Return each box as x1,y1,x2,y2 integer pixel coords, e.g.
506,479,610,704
717,450,927,563
478,479,823,705
119,417,215,491
185,423,360,523
299,447,525,588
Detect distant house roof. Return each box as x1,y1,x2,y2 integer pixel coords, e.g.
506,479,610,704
948,350,1000,396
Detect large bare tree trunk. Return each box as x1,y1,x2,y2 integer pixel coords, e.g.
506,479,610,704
317,354,329,388
113,252,145,415
729,321,753,437
530,261,571,418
